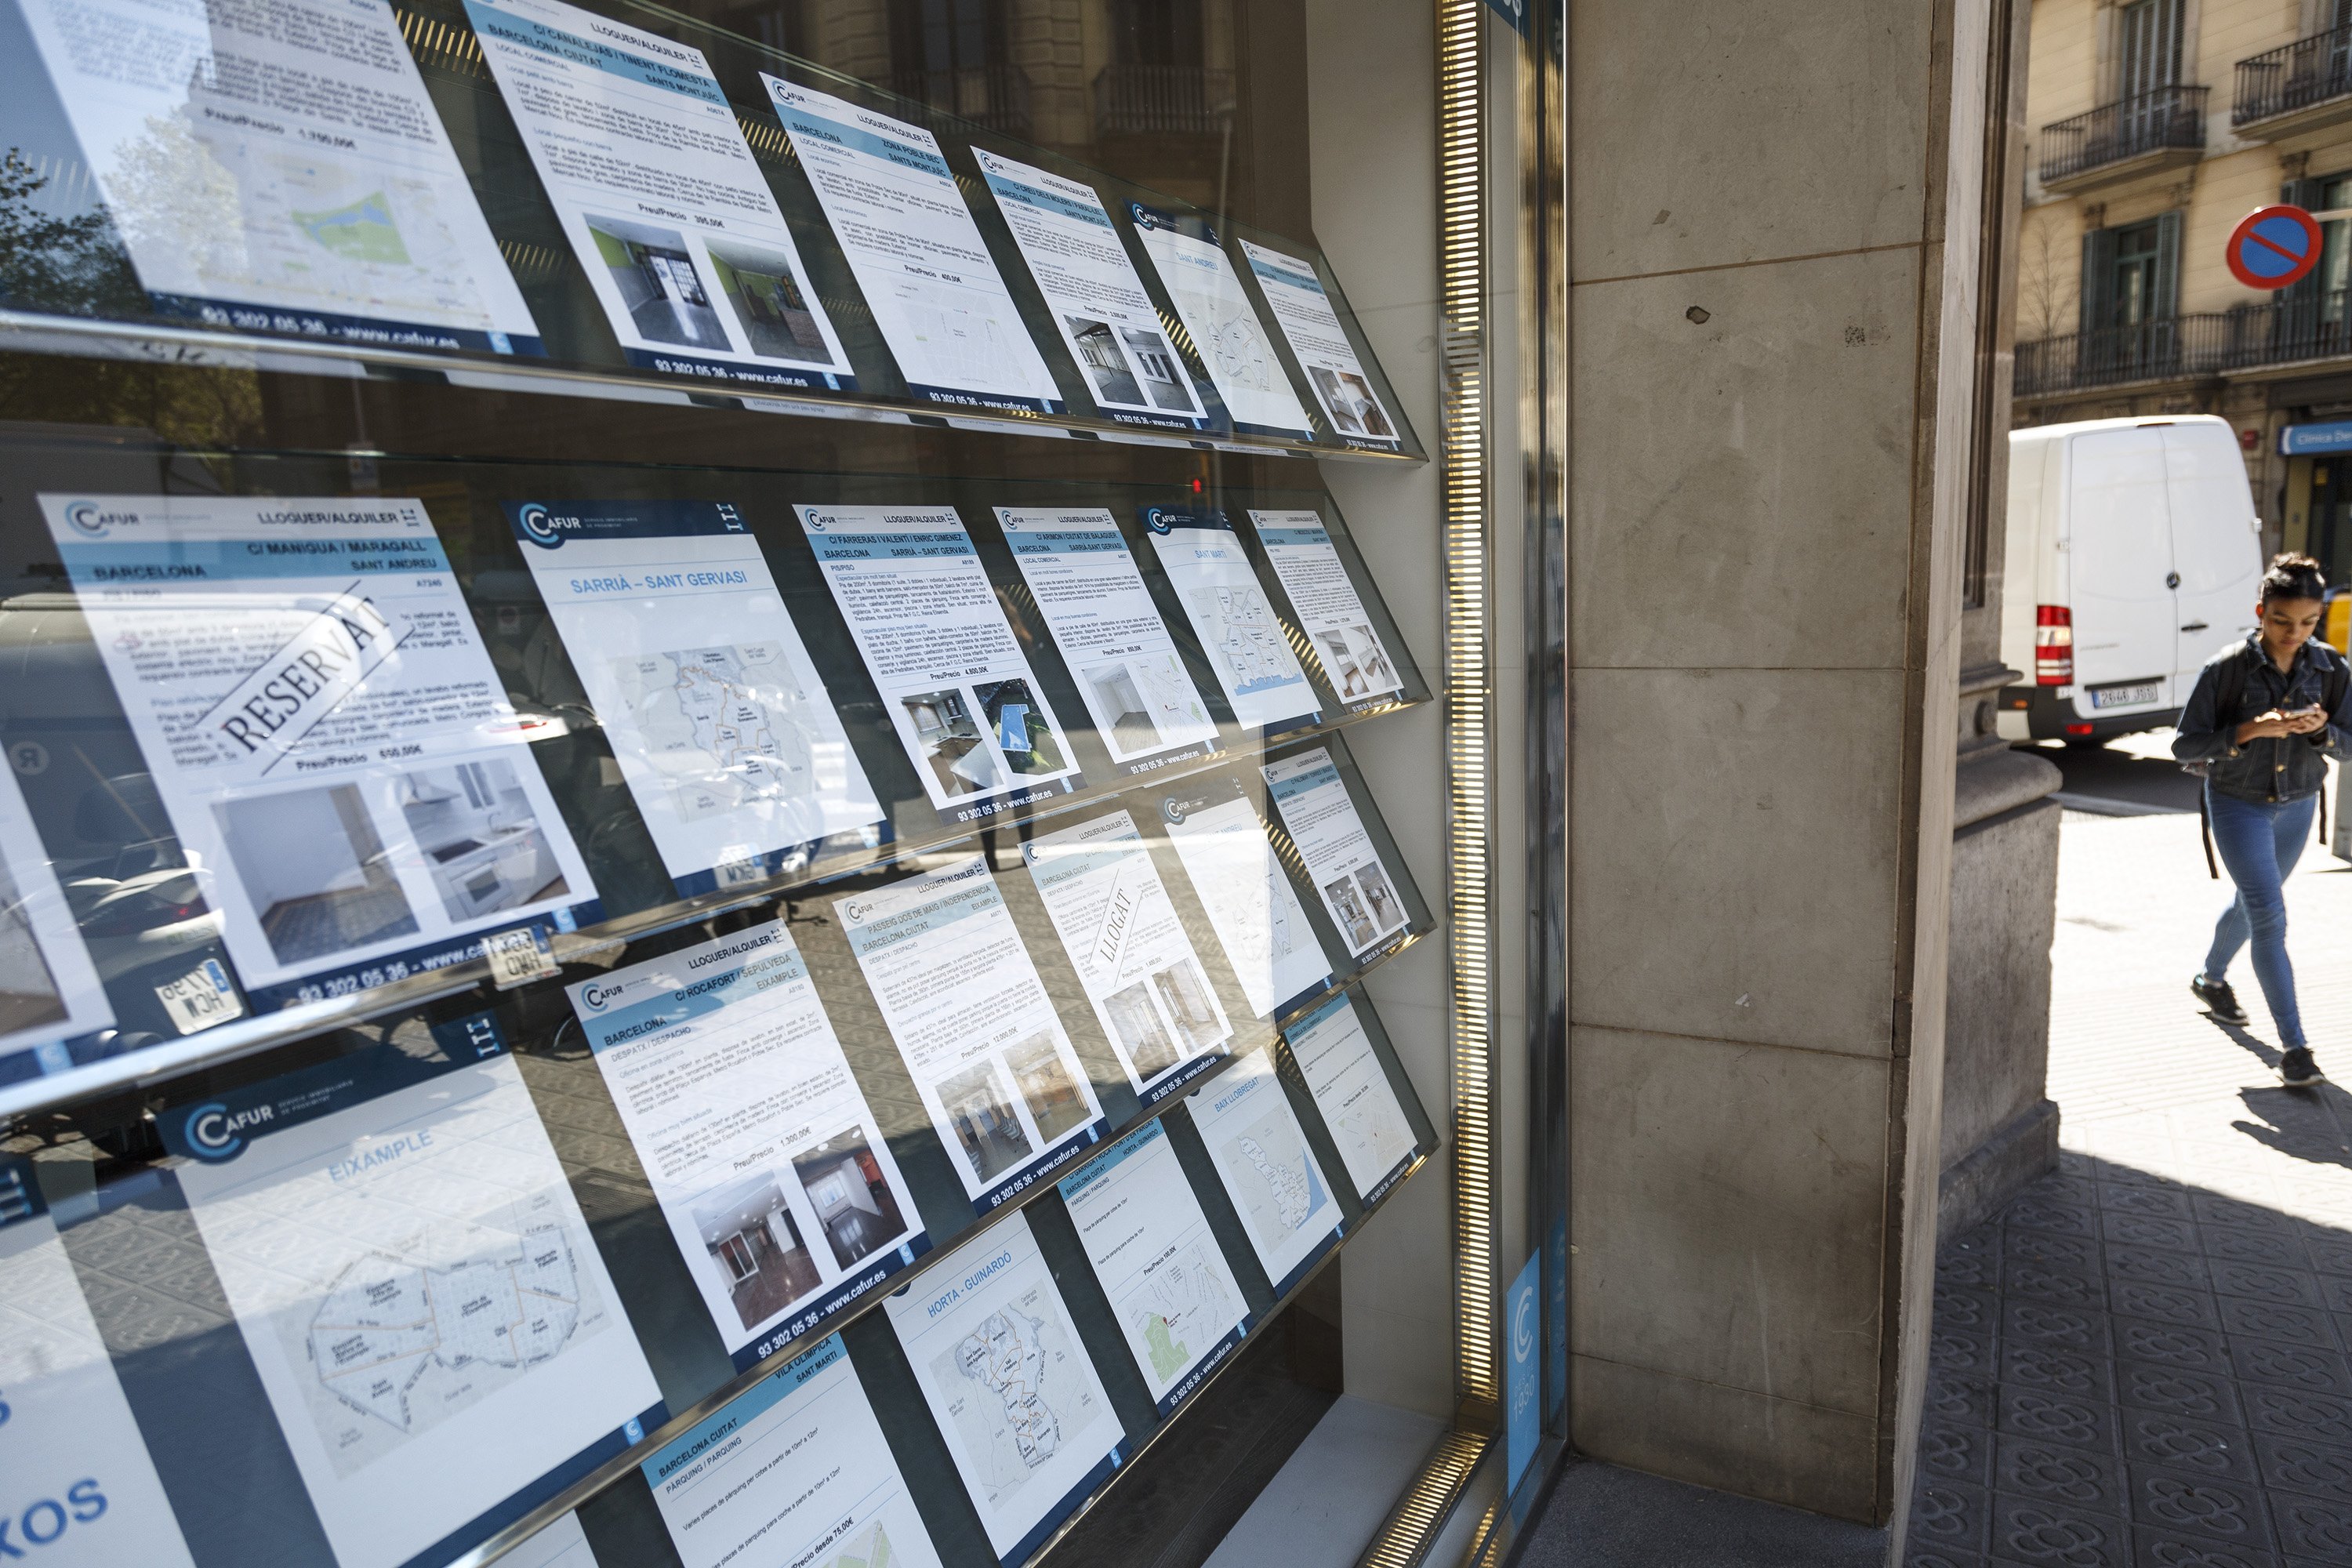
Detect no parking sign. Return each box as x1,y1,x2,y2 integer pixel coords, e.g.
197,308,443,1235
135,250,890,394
2227,205,2325,289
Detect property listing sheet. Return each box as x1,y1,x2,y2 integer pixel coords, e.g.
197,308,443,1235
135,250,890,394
568,920,926,1370
161,1032,664,1568
1157,776,1327,1019
996,508,1218,771
1058,1123,1248,1415
1284,994,1416,1203
0,1158,198,1568
1140,506,1314,732
884,1210,1121,1563
764,80,1062,413
0,763,115,1081
799,504,1082,822
1184,1051,1340,1297
42,495,600,1008
836,854,1105,1212
973,151,1205,428
467,0,855,389
1127,205,1309,437
1022,809,1232,1102
18,0,540,353
1248,511,1405,706
1236,241,1401,447
641,1334,942,1568
509,499,882,895
1263,749,1407,958
506,1513,600,1568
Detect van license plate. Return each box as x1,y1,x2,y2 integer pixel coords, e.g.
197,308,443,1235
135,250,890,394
2089,683,2158,710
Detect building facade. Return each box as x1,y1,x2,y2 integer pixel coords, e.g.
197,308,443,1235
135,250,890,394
2018,0,2352,569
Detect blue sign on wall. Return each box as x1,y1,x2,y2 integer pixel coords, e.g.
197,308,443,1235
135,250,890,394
2281,420,2352,456
1505,1250,1541,1493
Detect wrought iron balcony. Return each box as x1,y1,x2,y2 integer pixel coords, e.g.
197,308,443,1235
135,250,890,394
2038,85,2208,188
887,63,1033,137
2015,292,2352,397
2234,24,2352,129
1092,64,1237,136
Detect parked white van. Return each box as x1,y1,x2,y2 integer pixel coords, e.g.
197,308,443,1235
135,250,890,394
1997,415,2264,745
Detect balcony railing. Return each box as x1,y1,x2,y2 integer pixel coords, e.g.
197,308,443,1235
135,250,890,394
887,63,1033,137
2015,290,2352,397
2234,24,2352,126
2038,85,2209,185
1092,64,1236,136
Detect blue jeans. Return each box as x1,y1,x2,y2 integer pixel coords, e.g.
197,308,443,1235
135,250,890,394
2202,786,2318,1048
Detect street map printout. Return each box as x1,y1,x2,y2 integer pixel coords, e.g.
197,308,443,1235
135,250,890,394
466,0,856,390
1141,507,1315,732
0,762,114,1083
161,1030,664,1568
973,151,1206,429
1128,205,1311,437
642,1335,942,1568
19,0,541,352
800,504,1083,822
1023,809,1232,1102
764,80,1063,414
884,1210,1121,1563
1058,1123,1248,1415
1185,1051,1341,1297
1157,775,1327,1019
1263,749,1408,958
996,508,1220,772
1247,511,1405,706
508,499,882,895
836,854,1106,1212
0,1158,198,1568
1236,241,1401,447
1284,994,1416,1203
568,920,926,1369
42,495,600,1007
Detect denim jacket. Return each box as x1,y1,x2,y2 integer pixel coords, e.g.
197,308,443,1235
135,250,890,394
2172,632,2352,804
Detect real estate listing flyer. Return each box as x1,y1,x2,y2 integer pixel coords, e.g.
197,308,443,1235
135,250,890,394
1058,1122,1249,1415
1140,506,1316,732
505,1513,599,1568
466,0,855,390
641,1334,942,1568
568,920,927,1370
1247,510,1405,706
799,503,1083,822
1157,775,1327,1019
1127,205,1311,437
1284,994,1417,1203
160,1034,664,1568
1022,808,1232,1102
884,1210,1122,1563
996,507,1219,771
42,495,601,1008
764,79,1062,413
0,761,115,1082
1185,1051,1341,1298
835,853,1106,1212
973,151,1206,428
0,1158,198,1568
17,0,540,354
1263,748,1408,958
508,499,882,895
1236,241,1402,447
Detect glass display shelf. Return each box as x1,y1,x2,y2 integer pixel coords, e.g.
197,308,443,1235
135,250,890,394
0,0,1422,463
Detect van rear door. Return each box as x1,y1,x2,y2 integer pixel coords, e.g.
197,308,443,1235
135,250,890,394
2161,424,2261,687
2066,426,2178,713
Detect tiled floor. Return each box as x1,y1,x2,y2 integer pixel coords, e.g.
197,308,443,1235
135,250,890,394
1911,792,2352,1568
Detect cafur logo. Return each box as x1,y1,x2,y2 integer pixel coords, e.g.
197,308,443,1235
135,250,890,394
183,1100,273,1161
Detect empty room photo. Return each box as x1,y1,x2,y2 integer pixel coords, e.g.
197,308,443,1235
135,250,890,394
396,760,567,924
789,1127,907,1270
688,1170,822,1332
217,784,419,966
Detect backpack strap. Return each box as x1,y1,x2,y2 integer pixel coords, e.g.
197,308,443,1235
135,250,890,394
2200,786,2220,880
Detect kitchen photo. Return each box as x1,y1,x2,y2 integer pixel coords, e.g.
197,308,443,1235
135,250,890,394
396,760,568,924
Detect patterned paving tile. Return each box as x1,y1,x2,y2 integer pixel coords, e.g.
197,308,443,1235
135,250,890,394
2124,1466,2275,1554
1990,1496,2131,1567
2114,1363,2247,1428
2119,1410,2257,1483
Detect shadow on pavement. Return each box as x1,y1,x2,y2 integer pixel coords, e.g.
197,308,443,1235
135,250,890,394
2033,741,2202,815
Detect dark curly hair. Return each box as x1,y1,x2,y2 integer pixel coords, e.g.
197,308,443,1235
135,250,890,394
2259,551,2327,605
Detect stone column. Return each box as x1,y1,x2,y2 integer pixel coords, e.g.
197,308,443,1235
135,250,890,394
1565,0,1993,1535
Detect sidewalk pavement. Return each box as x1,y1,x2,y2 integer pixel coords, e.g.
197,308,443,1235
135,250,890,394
1911,739,2352,1568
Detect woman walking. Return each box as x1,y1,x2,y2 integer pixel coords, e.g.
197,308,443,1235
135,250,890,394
2176,553,2352,1087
